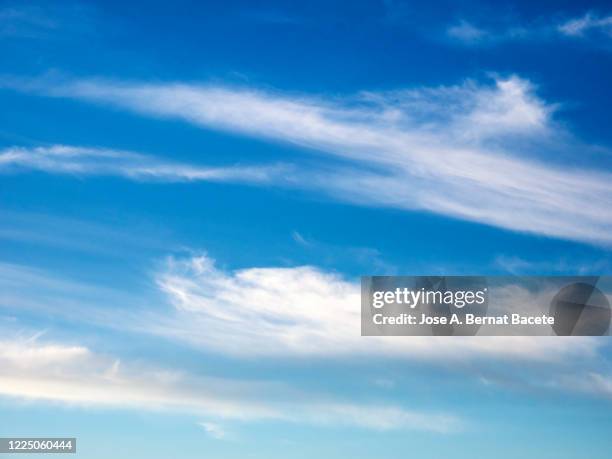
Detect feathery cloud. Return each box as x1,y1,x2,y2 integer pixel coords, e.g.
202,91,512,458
446,11,612,46
198,422,227,439
0,144,288,183
446,20,489,43
558,12,612,37
0,335,460,433
3,75,612,245
153,254,603,360
0,257,602,363
445,20,531,46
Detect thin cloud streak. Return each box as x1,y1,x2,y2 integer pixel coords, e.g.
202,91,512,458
558,12,612,37
0,144,290,183
3,75,612,245
446,11,612,46
0,336,461,433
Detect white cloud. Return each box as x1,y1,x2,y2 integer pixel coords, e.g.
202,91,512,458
155,254,362,356
153,254,602,361
0,5,57,38
0,144,288,183
446,12,612,46
198,421,227,439
444,20,532,46
373,378,396,389
0,3,96,40
0,257,602,363
2,256,611,411
558,12,612,37
493,254,610,276
291,230,311,246
446,20,488,43
548,371,612,400
4,75,612,245
0,335,460,433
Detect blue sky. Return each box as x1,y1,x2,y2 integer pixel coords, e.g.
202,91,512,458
1,1,612,458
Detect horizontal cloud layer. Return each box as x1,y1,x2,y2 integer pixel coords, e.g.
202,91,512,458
0,335,460,433
0,258,602,363
153,254,603,361
3,75,612,245
1,254,611,421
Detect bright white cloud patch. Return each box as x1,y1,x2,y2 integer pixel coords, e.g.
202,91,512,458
4,75,612,245
153,254,601,361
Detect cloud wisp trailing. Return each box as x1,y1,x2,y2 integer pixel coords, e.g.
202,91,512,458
0,144,289,184
558,12,612,37
3,75,612,245
446,10,612,46
0,335,461,433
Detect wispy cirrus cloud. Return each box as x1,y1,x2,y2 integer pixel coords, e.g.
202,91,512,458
2,254,611,412
445,20,529,45
558,12,612,37
0,4,57,38
446,11,612,46
152,253,603,360
0,144,289,183
0,257,603,363
3,75,612,245
0,2,97,40
494,254,611,276
446,20,489,43
1,251,611,433
198,421,227,440
0,335,461,433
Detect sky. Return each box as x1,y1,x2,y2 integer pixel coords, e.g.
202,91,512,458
1,0,612,458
